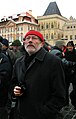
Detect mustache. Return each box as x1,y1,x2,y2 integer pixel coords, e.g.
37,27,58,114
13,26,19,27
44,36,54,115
26,41,42,48
27,43,35,48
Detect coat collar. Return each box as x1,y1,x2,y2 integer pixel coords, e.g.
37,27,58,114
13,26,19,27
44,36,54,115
19,48,47,73
35,47,47,61
21,47,47,62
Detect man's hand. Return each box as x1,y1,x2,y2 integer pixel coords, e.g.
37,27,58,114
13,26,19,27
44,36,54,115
14,86,23,96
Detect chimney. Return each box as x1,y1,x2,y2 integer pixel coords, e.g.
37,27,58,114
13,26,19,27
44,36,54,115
28,10,32,15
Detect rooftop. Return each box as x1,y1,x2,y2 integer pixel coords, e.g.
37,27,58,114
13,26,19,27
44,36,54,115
43,2,62,16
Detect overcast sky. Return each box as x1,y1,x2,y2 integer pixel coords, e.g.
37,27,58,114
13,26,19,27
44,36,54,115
0,0,76,19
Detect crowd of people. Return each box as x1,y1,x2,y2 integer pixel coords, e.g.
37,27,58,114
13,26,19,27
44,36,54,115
0,30,76,119
50,40,76,107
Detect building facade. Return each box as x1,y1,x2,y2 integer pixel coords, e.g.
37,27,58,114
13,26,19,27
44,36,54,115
0,10,39,43
37,14,67,45
63,16,76,41
37,2,76,45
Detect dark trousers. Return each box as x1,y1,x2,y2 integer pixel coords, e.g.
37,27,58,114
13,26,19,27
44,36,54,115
0,107,8,119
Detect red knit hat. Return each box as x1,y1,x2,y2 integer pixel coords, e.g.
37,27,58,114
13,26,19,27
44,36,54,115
24,30,44,42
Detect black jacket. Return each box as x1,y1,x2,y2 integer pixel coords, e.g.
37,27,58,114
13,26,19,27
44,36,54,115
0,52,12,107
11,48,66,119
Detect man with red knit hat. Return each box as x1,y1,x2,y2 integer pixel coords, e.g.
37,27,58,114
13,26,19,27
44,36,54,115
11,30,66,119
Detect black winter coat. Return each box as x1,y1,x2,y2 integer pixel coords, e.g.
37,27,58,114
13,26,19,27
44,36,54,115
0,52,12,107
11,48,66,119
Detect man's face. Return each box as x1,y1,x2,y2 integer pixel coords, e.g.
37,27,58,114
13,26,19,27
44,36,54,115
67,46,74,51
23,35,44,56
2,44,7,50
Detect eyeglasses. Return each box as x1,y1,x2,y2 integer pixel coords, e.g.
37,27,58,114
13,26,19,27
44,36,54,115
23,36,39,41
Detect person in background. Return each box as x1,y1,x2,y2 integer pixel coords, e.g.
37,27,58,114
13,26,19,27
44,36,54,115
65,41,76,109
43,40,51,51
50,40,66,58
65,41,76,62
1,38,16,66
0,42,12,119
12,44,25,60
50,40,76,106
10,30,66,119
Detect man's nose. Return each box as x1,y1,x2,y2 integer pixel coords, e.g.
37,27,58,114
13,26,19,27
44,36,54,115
28,38,33,42
28,39,33,43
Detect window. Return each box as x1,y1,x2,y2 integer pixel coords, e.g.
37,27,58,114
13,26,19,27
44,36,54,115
31,26,33,30
67,26,69,29
21,33,23,41
21,27,23,31
9,27,12,32
2,28,6,33
65,35,68,38
62,34,64,38
58,23,60,29
46,23,49,29
51,22,54,28
70,35,72,40
74,26,75,28
51,33,53,39
49,23,50,29
41,25,44,29
71,26,72,28
7,34,9,40
17,33,19,40
17,27,19,31
9,34,13,42
75,35,76,39
28,26,30,30
46,34,48,39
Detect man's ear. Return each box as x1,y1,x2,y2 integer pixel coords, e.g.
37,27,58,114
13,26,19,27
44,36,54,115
41,42,44,46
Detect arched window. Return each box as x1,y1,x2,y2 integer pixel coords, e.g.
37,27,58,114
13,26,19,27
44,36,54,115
46,34,48,39
41,25,44,29
61,34,64,38
46,23,49,29
58,23,60,29
51,33,53,39
49,23,50,29
51,22,54,28
70,35,72,40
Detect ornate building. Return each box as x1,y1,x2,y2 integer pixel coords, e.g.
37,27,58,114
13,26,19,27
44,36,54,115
63,16,76,41
0,10,39,43
37,2,76,45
